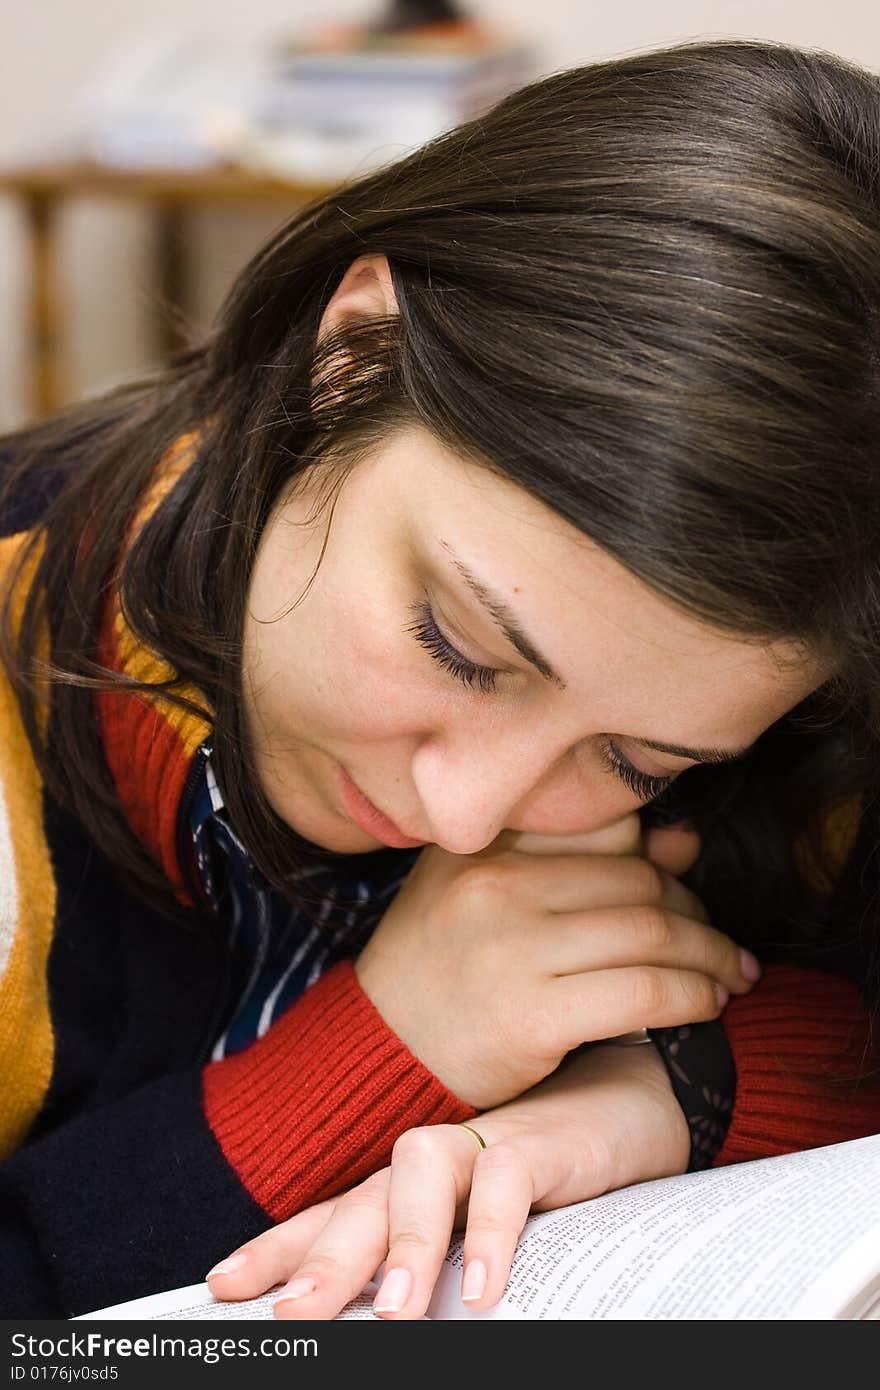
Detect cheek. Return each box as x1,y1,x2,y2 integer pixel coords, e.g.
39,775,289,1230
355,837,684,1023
289,594,432,741
338,626,429,737
511,757,627,834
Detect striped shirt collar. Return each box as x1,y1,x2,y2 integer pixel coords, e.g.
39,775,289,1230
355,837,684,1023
189,741,422,1057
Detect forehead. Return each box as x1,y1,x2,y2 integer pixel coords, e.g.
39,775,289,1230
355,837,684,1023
353,427,827,728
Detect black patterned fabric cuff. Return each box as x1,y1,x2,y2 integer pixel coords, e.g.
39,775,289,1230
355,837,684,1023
647,1018,736,1171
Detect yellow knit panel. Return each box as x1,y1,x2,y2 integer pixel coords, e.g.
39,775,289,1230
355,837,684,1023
0,530,55,1158
792,792,864,898
0,430,207,1159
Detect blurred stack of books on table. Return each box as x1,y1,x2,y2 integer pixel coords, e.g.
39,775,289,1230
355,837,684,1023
37,2,535,183
255,11,532,179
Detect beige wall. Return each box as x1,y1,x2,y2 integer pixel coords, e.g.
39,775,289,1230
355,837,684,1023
1,0,877,429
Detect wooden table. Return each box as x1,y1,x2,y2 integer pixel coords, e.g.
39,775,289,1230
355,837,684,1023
0,160,334,417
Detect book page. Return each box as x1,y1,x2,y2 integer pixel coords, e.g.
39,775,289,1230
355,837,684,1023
75,1133,880,1322
74,1280,387,1320
426,1132,880,1320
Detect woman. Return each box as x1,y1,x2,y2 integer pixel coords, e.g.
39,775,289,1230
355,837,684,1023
1,36,878,1320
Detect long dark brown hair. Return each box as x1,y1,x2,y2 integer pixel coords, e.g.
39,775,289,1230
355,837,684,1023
2,38,880,1035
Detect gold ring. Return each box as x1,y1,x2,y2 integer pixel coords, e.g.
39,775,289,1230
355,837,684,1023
457,1122,487,1151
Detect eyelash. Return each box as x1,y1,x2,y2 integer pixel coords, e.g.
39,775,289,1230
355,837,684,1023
597,737,675,803
406,599,676,803
406,599,503,694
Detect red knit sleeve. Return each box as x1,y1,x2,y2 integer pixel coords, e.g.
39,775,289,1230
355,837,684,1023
202,959,476,1219
714,962,880,1166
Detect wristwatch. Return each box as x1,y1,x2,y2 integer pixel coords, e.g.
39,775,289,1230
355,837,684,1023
605,1028,652,1045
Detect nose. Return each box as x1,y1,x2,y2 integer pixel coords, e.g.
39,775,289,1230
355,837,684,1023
410,723,591,855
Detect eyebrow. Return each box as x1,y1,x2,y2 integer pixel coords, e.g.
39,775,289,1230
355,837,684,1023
630,736,754,765
439,540,755,766
439,540,568,689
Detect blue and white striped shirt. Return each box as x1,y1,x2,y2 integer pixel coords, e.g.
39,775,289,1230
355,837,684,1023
189,743,422,1060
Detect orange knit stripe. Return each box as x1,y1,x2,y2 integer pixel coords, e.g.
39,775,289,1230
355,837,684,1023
202,960,476,1219
715,963,880,1166
93,429,213,904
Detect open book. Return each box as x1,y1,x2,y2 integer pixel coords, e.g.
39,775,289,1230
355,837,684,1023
75,1132,880,1320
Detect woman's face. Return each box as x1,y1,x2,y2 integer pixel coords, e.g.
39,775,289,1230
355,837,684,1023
242,424,829,856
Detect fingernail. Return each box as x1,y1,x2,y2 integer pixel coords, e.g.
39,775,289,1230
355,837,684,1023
274,1275,317,1306
206,1252,247,1279
373,1266,412,1313
461,1259,487,1302
715,982,730,1008
739,949,762,982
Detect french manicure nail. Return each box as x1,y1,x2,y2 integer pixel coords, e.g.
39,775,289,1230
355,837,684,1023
373,1266,412,1313
206,1252,247,1279
461,1259,488,1302
739,949,762,982
274,1275,317,1305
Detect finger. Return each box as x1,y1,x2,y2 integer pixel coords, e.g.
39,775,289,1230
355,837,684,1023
551,963,730,1049
655,869,710,924
492,851,674,914
204,1200,339,1301
456,1139,535,1311
547,906,757,995
492,813,643,858
643,823,702,877
272,1169,392,1319
495,845,713,927
372,1125,478,1319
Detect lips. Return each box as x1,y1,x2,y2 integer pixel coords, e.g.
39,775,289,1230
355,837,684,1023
336,764,426,849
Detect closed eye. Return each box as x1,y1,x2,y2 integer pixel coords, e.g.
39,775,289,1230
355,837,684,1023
407,599,683,806
597,737,676,802
406,599,503,694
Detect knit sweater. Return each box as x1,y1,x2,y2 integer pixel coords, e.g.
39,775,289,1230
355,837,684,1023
1,428,879,1318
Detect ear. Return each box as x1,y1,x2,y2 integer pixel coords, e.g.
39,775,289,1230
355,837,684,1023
316,254,399,342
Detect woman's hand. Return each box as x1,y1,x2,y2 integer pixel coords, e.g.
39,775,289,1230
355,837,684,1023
355,812,758,1108
205,1039,690,1320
